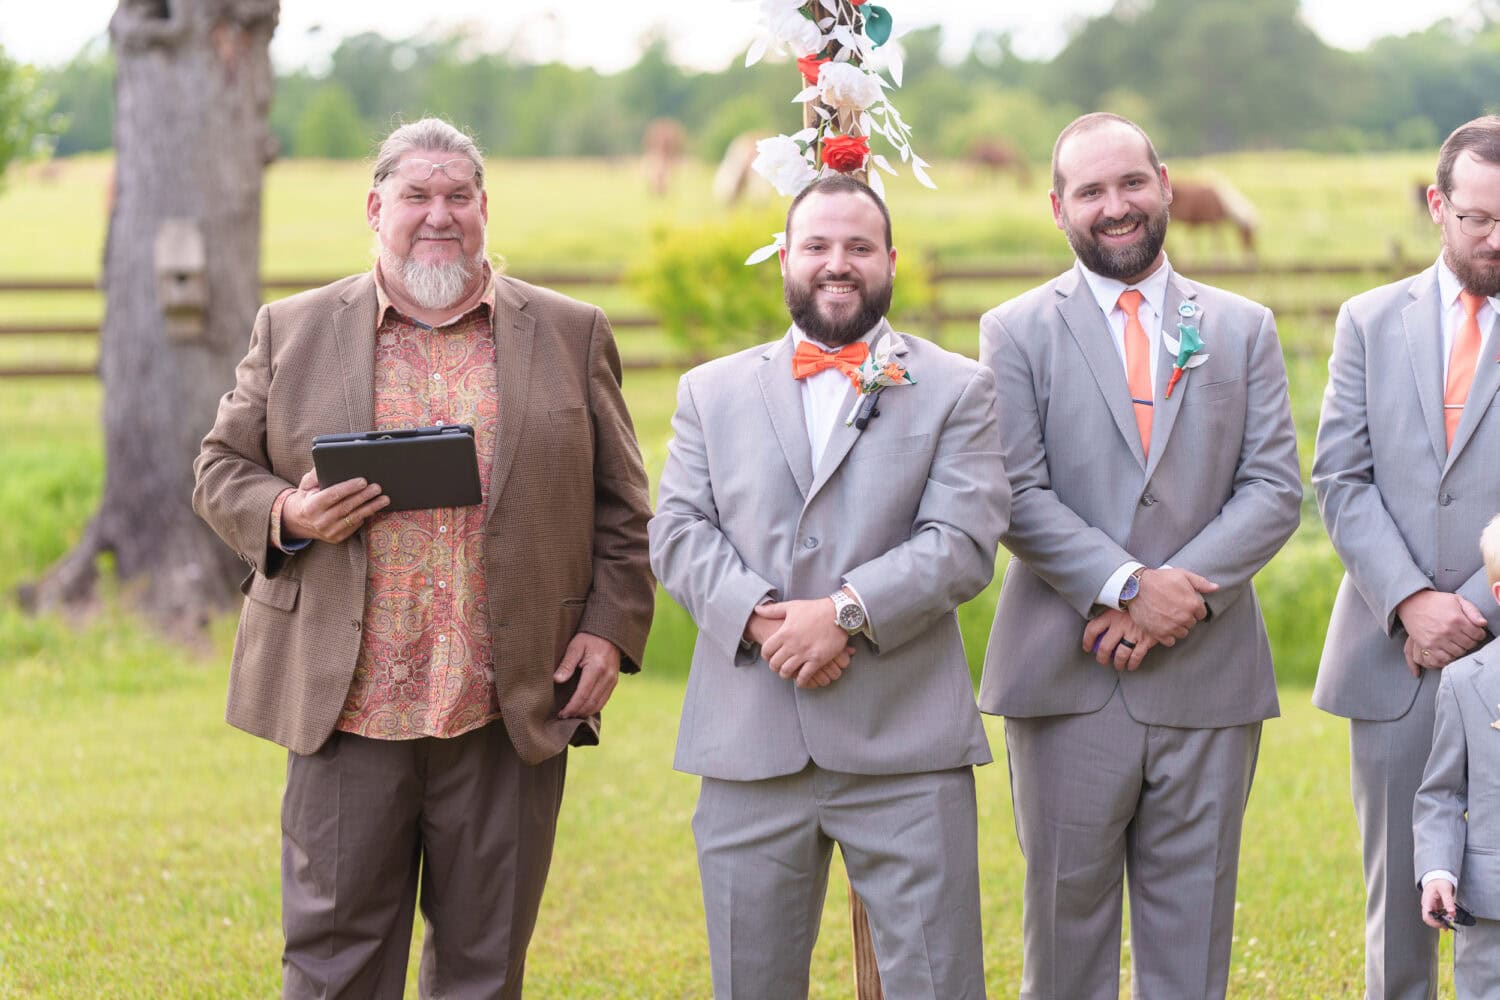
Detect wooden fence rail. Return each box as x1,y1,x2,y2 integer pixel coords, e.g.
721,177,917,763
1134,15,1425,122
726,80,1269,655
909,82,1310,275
0,255,1432,378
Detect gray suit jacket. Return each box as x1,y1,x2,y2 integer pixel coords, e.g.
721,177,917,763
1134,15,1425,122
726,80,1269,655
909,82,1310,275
650,325,1010,781
979,263,1301,726
1413,643,1500,920
1313,265,1500,721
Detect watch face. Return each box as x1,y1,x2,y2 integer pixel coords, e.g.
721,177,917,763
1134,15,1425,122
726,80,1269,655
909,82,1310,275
837,603,866,630
1120,575,1140,604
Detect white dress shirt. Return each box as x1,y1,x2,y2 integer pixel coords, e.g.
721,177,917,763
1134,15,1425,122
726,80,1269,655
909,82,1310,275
1436,255,1499,383
790,324,878,635
1075,256,1174,609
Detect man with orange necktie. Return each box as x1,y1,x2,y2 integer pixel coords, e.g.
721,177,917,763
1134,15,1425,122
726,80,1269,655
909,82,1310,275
650,175,1009,997
980,113,1302,998
1314,116,1500,1000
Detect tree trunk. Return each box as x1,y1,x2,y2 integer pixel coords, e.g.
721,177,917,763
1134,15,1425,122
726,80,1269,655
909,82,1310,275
20,0,279,633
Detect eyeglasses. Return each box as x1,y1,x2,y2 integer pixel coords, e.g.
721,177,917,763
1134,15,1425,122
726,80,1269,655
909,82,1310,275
383,157,478,184
1443,195,1499,238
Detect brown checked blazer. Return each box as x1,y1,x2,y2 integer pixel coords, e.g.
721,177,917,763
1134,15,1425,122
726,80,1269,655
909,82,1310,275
193,272,655,763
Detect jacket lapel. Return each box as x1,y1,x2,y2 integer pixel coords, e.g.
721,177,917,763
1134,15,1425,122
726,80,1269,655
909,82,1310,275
485,276,535,522
1470,653,1500,727
1143,274,1197,482
757,332,815,499
333,276,378,434
1402,267,1448,468
1057,265,1147,469
806,321,903,504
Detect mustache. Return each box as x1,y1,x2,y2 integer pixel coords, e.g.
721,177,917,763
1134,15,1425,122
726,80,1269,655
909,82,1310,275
1092,212,1145,234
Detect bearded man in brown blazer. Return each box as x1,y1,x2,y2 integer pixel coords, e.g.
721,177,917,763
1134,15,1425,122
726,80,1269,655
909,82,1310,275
193,118,654,999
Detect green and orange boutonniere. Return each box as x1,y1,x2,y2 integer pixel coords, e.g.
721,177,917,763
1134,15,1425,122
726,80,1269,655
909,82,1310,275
1163,301,1208,399
844,332,915,426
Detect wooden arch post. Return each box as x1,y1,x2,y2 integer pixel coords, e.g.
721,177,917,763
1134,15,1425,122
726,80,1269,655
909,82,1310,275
798,7,882,997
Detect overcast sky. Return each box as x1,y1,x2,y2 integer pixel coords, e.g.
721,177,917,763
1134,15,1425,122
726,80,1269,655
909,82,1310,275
0,0,1485,72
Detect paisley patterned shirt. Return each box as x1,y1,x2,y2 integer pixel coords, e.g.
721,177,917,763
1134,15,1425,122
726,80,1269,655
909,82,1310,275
335,267,502,739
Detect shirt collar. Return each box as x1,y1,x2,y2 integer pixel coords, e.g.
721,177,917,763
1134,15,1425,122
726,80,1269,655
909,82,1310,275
1077,254,1174,324
372,260,496,328
1435,255,1500,314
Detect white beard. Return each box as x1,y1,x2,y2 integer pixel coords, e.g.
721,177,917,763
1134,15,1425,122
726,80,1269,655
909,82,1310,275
381,247,481,311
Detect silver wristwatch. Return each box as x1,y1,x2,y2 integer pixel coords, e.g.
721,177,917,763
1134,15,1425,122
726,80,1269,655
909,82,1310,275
830,589,866,634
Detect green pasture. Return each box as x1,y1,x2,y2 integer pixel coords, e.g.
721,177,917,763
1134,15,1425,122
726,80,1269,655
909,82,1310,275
0,152,1459,995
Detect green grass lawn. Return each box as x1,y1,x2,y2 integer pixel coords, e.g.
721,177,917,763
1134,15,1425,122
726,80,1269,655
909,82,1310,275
0,370,1454,998
0,151,1463,995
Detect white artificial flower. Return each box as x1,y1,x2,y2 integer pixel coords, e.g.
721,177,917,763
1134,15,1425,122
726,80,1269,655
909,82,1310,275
817,62,883,113
751,135,817,197
760,0,824,55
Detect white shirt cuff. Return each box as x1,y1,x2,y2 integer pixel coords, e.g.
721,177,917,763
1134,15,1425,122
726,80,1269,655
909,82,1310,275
1421,869,1458,890
1096,561,1146,610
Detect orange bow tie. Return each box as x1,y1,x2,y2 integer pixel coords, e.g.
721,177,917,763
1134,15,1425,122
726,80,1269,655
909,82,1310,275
792,340,869,381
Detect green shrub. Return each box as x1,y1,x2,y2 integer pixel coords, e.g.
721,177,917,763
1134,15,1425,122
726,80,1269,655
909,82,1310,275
630,213,791,359
631,212,936,359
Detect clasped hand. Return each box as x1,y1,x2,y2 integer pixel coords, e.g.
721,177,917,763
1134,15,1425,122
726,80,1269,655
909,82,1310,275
281,469,389,544
1128,567,1216,644
1081,567,1218,670
746,599,855,689
1081,609,1155,671
1396,589,1487,676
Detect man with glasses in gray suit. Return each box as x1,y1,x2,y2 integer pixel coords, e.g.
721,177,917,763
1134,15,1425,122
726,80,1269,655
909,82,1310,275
980,113,1302,999
1314,115,1500,1000
651,174,1009,999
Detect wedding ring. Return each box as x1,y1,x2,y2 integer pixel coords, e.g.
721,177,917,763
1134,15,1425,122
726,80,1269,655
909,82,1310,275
1422,648,1430,659
1119,639,1137,649
342,515,352,529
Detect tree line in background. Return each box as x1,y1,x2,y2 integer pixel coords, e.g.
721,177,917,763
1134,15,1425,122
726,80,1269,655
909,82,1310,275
28,0,1500,165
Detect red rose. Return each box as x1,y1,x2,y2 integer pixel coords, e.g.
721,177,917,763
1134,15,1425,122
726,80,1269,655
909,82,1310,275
796,54,831,86
820,134,870,173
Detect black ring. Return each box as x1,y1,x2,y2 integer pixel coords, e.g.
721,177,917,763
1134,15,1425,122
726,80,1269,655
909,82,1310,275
1118,639,1138,649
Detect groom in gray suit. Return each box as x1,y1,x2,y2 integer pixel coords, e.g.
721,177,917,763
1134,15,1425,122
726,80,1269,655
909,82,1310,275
979,113,1302,999
650,175,1009,998
1313,115,1500,1000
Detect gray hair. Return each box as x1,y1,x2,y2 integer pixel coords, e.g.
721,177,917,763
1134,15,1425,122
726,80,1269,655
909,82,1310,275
372,118,485,191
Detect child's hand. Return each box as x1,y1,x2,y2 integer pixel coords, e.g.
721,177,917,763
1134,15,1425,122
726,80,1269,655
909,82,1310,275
1421,879,1457,930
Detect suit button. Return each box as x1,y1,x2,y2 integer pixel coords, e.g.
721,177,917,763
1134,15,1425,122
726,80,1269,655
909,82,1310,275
803,537,819,549
1140,493,1157,507
1439,493,1454,507
352,620,362,631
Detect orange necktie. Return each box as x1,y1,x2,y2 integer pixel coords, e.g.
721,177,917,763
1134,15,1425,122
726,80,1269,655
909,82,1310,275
1444,290,1485,449
1118,289,1153,452
791,340,869,382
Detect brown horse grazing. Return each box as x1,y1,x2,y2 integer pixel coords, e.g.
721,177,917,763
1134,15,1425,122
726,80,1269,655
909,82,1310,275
642,118,686,197
966,138,1031,186
1169,177,1258,255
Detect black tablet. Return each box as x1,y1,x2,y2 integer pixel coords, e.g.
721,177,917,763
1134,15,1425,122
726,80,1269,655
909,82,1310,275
311,424,483,512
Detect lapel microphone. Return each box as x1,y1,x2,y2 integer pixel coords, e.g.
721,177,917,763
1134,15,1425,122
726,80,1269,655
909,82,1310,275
854,388,883,430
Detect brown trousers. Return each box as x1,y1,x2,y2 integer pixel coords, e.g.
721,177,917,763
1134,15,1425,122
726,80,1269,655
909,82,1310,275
280,723,567,1000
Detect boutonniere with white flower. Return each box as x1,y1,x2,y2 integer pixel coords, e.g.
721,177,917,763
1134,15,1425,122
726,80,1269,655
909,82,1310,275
1163,301,1209,399
844,331,915,426
742,0,932,265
